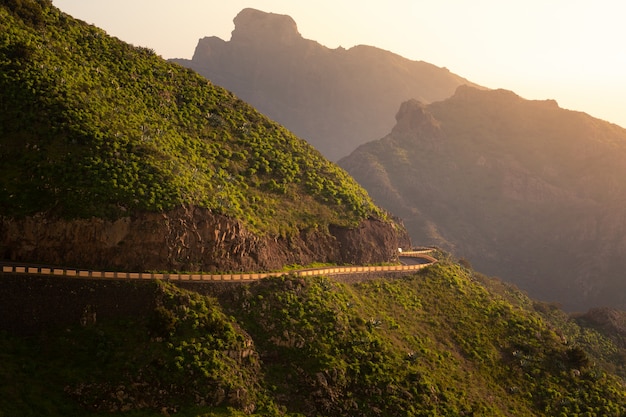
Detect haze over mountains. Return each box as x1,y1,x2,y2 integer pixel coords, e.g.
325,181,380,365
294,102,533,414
174,8,479,161
340,86,626,311
179,8,626,311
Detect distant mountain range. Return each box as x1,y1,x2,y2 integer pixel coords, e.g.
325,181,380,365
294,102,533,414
177,8,626,311
173,8,479,161
340,86,626,311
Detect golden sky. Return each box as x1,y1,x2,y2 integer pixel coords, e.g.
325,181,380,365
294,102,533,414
52,0,626,129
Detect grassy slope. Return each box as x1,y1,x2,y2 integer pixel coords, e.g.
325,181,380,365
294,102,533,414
1,260,625,416
0,0,380,235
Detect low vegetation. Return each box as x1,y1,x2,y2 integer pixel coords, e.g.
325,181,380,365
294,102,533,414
0,0,381,235
2,261,625,416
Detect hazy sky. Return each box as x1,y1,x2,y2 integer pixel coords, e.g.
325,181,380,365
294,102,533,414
52,0,626,128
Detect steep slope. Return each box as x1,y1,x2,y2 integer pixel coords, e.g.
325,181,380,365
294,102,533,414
174,8,480,160
2,263,626,416
340,86,626,311
0,0,408,271
575,307,626,363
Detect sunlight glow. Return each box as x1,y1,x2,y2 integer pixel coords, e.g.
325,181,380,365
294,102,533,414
52,0,626,128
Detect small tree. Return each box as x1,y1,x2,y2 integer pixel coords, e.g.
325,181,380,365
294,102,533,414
566,346,590,369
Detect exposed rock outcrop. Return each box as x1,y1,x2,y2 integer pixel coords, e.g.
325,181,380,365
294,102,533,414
1,207,408,272
231,8,300,46
173,8,480,160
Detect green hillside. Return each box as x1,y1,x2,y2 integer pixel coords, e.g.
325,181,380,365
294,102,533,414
2,261,626,416
0,0,380,235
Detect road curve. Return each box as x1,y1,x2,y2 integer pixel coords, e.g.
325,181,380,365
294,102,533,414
1,251,436,282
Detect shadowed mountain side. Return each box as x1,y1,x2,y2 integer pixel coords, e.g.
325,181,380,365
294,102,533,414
339,86,626,311
173,8,480,160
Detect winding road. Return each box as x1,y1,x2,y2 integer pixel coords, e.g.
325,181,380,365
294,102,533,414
1,251,437,282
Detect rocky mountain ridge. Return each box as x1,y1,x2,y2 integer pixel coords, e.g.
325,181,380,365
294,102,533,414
340,86,626,311
174,8,480,160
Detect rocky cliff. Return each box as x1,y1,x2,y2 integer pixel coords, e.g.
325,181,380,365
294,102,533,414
173,8,480,160
340,86,626,311
1,207,409,272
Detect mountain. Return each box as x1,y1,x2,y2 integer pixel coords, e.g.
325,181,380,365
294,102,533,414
2,261,626,416
2,4,626,416
173,8,480,161
0,0,409,272
339,86,626,311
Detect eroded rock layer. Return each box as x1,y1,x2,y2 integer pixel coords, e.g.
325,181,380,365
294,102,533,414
1,207,408,272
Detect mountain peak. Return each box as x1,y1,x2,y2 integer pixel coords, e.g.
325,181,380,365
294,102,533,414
231,8,301,45
180,9,480,160
392,99,440,137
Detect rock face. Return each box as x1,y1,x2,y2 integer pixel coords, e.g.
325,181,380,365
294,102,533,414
1,207,408,272
231,8,299,45
173,8,479,160
340,86,626,311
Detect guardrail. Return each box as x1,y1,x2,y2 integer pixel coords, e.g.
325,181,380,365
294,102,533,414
1,258,435,282
399,251,438,263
